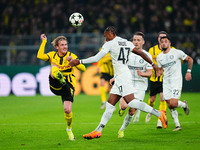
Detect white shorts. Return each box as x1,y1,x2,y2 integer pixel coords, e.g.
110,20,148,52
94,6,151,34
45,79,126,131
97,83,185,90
133,89,145,101
110,75,134,97
163,84,182,100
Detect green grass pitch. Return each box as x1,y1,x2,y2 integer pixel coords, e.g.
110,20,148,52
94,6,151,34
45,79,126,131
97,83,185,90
0,93,200,150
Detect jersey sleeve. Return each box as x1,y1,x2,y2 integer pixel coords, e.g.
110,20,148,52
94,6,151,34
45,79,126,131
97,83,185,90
176,49,188,60
127,41,135,51
82,49,107,64
37,39,50,61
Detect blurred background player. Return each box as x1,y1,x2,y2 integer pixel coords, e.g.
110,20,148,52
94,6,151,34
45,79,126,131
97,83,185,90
37,34,86,141
157,36,193,131
97,45,114,109
145,31,175,128
117,32,153,138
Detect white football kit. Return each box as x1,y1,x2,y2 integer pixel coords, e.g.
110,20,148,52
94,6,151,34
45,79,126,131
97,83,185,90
157,48,187,100
82,36,135,97
128,50,153,100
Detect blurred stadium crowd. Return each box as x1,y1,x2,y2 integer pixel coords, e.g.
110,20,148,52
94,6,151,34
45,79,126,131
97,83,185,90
0,0,200,65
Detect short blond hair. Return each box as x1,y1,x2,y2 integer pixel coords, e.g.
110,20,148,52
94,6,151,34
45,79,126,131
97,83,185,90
51,36,67,48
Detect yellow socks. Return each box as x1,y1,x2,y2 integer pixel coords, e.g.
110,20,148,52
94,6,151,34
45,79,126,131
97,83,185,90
65,112,73,130
147,99,155,107
100,86,106,103
159,100,167,112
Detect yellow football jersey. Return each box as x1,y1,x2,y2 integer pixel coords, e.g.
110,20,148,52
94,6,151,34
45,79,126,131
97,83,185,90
37,39,86,90
149,45,175,82
97,49,114,76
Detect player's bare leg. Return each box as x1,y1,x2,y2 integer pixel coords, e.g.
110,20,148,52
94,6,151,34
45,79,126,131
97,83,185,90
119,98,128,117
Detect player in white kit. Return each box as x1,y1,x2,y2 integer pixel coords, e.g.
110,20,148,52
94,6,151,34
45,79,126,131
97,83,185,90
156,36,193,131
68,27,168,139
115,32,153,138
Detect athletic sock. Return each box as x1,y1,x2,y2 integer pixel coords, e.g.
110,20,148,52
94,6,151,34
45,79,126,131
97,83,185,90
120,113,134,131
134,110,141,120
159,100,167,111
177,100,186,108
100,86,106,103
128,99,161,117
169,109,180,127
148,99,155,107
64,112,73,130
95,102,115,132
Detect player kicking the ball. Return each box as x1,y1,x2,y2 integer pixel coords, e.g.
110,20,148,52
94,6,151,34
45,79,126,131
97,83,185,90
68,26,168,139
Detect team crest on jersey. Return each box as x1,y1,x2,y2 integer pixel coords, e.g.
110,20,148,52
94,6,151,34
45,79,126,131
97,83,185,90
139,59,144,63
170,55,174,59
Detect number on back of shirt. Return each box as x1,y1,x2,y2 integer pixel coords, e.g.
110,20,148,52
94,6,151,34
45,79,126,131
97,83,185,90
118,47,130,64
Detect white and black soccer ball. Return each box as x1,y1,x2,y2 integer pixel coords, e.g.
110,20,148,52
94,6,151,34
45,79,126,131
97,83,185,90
69,12,84,27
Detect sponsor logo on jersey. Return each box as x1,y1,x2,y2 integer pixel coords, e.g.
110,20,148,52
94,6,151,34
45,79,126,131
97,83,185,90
163,61,176,68
128,66,144,70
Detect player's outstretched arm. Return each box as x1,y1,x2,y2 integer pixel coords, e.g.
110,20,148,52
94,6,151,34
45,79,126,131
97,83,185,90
69,50,107,67
185,56,193,81
37,34,49,61
132,48,157,69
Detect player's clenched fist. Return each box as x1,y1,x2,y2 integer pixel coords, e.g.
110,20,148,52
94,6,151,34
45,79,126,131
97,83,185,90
68,59,80,67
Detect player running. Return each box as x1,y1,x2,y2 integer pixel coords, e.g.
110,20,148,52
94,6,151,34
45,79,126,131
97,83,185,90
156,36,192,131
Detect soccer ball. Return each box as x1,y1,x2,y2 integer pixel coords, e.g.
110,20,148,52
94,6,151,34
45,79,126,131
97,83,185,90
69,12,84,27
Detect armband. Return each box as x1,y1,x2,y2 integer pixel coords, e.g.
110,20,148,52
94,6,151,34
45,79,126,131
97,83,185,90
187,69,191,73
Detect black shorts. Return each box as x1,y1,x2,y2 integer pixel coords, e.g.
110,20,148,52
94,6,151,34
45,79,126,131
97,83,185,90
100,73,113,81
149,81,163,96
49,75,74,102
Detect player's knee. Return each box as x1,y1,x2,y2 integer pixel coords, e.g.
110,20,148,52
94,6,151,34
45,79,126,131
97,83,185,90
64,108,71,114
150,96,156,102
120,104,127,110
128,108,135,116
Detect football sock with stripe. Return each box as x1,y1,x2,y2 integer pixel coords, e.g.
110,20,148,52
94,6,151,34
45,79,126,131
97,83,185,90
95,102,115,132
120,113,134,131
169,109,180,127
65,112,73,130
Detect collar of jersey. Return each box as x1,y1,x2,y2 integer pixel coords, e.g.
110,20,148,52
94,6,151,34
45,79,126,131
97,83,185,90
56,51,69,58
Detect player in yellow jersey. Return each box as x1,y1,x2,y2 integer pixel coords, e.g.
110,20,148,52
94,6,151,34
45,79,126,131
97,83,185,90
97,48,114,109
37,34,86,141
145,31,175,128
